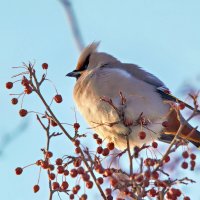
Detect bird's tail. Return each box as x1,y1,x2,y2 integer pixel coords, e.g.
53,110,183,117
162,110,200,149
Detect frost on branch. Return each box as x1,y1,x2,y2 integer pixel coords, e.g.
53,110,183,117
6,62,199,200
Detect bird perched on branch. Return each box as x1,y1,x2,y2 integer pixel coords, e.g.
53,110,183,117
67,42,200,149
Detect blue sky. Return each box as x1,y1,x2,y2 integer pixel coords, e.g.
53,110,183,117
1,0,200,199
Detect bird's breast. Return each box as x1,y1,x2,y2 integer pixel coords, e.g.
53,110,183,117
73,68,170,149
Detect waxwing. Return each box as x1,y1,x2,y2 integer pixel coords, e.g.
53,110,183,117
67,42,200,150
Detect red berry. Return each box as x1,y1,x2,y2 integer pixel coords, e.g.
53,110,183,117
104,169,112,177
42,63,48,70
55,158,63,165
48,173,55,180
102,148,110,156
80,194,87,200
182,151,189,159
164,155,170,163
54,94,62,103
107,142,115,150
33,185,40,193
69,194,74,199
190,160,196,170
97,138,102,144
162,121,169,127
46,151,53,158
57,166,64,174
64,170,69,176
15,167,23,175
73,122,80,131
184,196,190,200
96,146,103,154
75,147,81,154
96,177,104,185
105,188,112,195
35,160,42,166
70,169,78,178
41,160,49,169
74,139,80,147
190,153,196,160
136,175,143,183
95,165,104,174
93,133,99,139
152,171,159,179
6,82,13,89
152,142,158,148
144,170,151,178
82,173,90,182
19,109,28,117
181,161,188,169
61,181,69,190
179,102,185,110
138,131,146,140
52,182,60,190
86,181,93,189
73,158,82,167
110,178,118,187
48,164,55,171
148,188,157,197
77,167,85,174
24,86,32,94
11,98,18,105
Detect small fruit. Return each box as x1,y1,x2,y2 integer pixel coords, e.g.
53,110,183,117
152,142,158,148
42,63,48,70
164,155,170,163
55,158,63,165
93,133,99,139
162,121,169,127
33,185,40,193
107,142,115,150
138,131,146,140
57,165,64,174
181,161,188,169
70,169,78,178
46,151,53,158
52,182,60,190
190,153,196,160
73,122,80,131
6,82,13,89
19,109,28,117
182,151,189,159
61,181,69,190
11,98,18,105
54,94,62,103
74,139,80,147
86,181,93,189
102,148,110,156
24,86,32,94
96,177,104,185
48,173,55,180
15,167,23,175
179,102,185,110
96,146,103,154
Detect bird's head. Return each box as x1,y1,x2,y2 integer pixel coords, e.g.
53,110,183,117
66,42,118,79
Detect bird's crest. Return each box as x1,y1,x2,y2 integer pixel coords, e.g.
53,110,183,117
76,42,100,70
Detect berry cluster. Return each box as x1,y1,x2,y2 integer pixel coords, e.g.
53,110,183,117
8,62,198,200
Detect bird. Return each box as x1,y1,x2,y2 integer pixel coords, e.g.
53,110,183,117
66,42,200,150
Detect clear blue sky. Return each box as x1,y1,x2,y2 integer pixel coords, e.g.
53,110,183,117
0,0,200,199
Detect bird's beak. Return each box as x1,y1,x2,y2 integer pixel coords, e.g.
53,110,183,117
66,70,81,78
